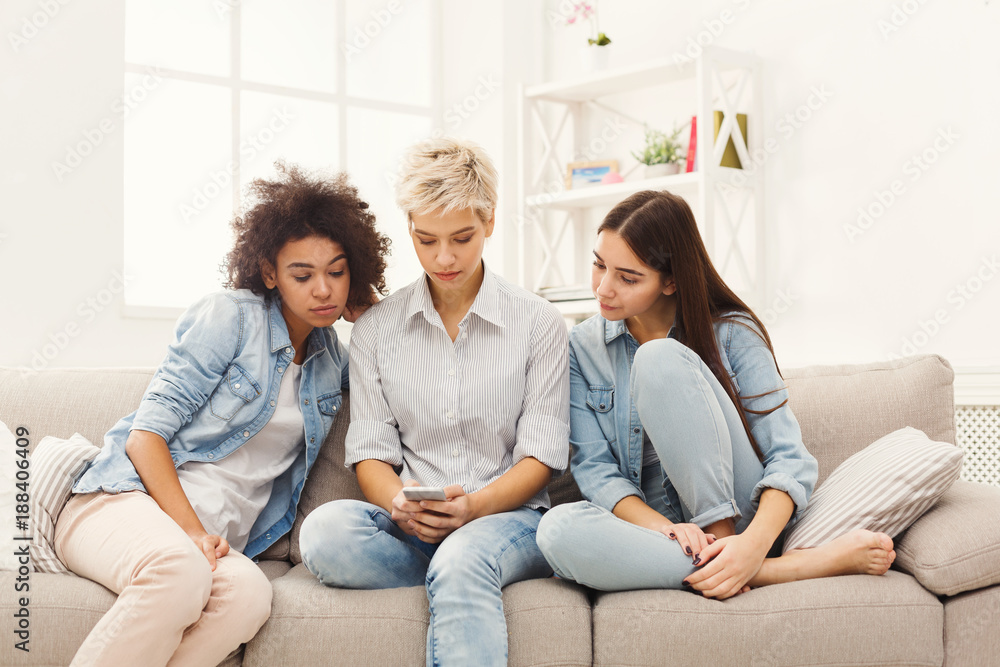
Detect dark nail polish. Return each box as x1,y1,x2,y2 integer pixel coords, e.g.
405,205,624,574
682,580,691,587
685,546,692,555
693,556,701,566
669,532,676,538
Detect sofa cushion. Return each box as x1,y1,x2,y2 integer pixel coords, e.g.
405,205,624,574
289,394,362,564
894,480,1000,596
591,570,942,666
27,433,102,574
784,355,955,486
942,584,1000,665
0,570,117,666
0,367,154,447
783,427,963,551
245,565,593,667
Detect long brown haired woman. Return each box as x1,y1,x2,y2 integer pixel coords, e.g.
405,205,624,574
536,190,895,599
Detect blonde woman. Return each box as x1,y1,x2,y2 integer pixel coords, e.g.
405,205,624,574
299,138,569,666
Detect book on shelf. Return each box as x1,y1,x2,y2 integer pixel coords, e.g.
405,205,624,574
713,110,747,169
685,115,697,173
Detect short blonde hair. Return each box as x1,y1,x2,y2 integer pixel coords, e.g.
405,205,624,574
395,136,499,224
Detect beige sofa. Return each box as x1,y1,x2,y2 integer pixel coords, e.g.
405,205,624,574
3,354,1000,666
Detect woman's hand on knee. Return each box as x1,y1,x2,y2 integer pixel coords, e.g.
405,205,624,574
663,522,714,561
189,532,230,571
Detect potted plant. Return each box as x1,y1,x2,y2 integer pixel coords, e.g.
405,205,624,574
632,126,685,178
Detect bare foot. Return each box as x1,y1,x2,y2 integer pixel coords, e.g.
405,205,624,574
796,529,896,577
753,529,895,586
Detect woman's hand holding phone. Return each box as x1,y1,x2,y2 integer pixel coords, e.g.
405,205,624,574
396,483,473,544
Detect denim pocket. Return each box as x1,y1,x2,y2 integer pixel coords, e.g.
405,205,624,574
317,392,343,417
209,364,262,420
586,386,614,413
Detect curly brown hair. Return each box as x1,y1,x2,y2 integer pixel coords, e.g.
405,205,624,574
223,162,390,310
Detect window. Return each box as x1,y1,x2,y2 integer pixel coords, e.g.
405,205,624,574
123,0,441,313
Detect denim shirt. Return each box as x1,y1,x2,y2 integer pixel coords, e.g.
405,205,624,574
73,289,349,559
568,312,817,523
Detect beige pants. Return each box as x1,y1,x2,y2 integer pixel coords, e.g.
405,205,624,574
54,491,272,667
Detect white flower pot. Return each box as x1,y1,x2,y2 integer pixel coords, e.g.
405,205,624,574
644,163,681,179
580,46,611,73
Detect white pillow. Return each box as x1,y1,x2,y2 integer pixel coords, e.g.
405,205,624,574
0,420,20,571
782,426,964,552
27,433,101,574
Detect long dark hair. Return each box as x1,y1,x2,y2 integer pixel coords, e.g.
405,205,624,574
598,190,783,460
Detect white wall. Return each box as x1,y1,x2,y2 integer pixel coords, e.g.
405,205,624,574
2,0,998,374
1,0,172,371
542,0,1000,370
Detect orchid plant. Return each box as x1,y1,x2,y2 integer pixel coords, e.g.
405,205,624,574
565,2,611,46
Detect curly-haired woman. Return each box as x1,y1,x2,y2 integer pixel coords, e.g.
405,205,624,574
54,163,390,667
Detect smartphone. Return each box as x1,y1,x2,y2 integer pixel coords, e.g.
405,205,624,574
402,486,448,502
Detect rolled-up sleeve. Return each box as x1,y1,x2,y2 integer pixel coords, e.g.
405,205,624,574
513,303,570,472
726,319,818,520
131,294,240,443
344,311,403,469
567,343,640,512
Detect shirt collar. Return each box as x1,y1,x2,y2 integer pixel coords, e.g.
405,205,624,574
266,295,326,360
603,316,682,344
404,261,505,329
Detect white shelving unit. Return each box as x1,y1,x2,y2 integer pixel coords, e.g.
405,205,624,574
517,47,765,320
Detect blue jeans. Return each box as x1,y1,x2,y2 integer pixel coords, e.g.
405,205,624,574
537,338,766,590
299,500,551,666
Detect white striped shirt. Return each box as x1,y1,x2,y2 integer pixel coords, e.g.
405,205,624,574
345,262,570,509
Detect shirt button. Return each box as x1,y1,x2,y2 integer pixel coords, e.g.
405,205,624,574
599,403,606,409
270,400,276,407
285,347,292,354
266,533,271,540
446,411,455,419
632,471,638,478
234,382,241,389
278,367,285,373
448,369,455,376
208,453,215,459
310,437,315,443
243,431,250,437
304,399,310,405
452,449,459,457
332,405,337,411
633,427,641,434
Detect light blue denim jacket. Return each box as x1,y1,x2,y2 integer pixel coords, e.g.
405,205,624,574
568,312,817,522
73,289,349,559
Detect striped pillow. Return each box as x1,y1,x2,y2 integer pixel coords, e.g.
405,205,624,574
28,433,101,574
782,427,964,552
